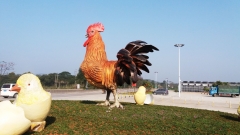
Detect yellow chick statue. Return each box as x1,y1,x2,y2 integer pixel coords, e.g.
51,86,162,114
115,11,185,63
0,100,31,135
134,86,147,105
11,73,51,132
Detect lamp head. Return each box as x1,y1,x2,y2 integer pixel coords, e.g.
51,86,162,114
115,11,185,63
174,44,184,47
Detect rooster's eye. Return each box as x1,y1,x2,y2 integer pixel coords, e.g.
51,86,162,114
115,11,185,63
91,31,94,33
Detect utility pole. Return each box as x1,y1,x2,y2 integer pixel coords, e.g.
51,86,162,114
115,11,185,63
55,73,58,89
166,78,168,90
154,72,158,89
74,69,77,86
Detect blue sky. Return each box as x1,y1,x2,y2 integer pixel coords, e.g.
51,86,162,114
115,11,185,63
1,0,240,83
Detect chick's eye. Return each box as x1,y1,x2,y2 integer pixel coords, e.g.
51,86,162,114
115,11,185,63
28,83,30,86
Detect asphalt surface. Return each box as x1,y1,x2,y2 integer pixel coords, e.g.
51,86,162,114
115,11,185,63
1,89,240,115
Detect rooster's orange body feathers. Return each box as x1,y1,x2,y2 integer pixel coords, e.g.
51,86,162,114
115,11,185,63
81,32,117,89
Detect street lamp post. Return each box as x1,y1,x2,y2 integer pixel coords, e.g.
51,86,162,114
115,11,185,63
154,72,158,89
174,44,184,97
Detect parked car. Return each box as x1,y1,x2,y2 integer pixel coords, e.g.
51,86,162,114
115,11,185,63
0,83,18,98
152,89,168,95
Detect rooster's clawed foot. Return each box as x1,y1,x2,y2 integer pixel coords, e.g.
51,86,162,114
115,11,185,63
97,100,110,106
109,102,124,109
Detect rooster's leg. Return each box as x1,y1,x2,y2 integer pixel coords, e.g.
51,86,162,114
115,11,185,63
109,89,123,109
97,89,111,106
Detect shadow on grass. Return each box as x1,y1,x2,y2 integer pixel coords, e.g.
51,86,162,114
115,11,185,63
23,116,56,135
45,116,56,127
79,100,134,107
220,115,239,122
80,100,99,104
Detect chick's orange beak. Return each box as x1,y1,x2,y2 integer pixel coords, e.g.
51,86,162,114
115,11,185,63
11,84,21,93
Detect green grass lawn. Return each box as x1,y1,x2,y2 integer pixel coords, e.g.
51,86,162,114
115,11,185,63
24,100,240,135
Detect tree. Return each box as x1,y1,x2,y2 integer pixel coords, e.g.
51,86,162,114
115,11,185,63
142,80,153,91
0,61,15,85
0,72,20,87
76,69,86,88
7,72,19,82
136,77,144,88
212,81,229,87
203,86,210,92
0,61,14,75
39,73,56,87
58,71,75,88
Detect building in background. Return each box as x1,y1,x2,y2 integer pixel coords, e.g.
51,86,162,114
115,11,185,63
181,81,240,92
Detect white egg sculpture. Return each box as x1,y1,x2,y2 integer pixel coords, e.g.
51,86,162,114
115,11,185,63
0,100,31,135
144,94,154,105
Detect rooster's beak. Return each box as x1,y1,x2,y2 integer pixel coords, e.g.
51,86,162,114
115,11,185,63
11,84,21,93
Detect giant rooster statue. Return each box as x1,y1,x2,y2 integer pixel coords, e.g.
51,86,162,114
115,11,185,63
80,22,159,108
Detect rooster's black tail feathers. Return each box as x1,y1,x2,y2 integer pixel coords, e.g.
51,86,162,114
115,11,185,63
114,40,159,86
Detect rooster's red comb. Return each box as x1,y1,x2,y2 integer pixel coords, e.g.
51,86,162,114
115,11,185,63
87,22,104,32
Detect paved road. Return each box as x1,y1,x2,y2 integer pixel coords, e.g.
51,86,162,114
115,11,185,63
1,89,240,115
